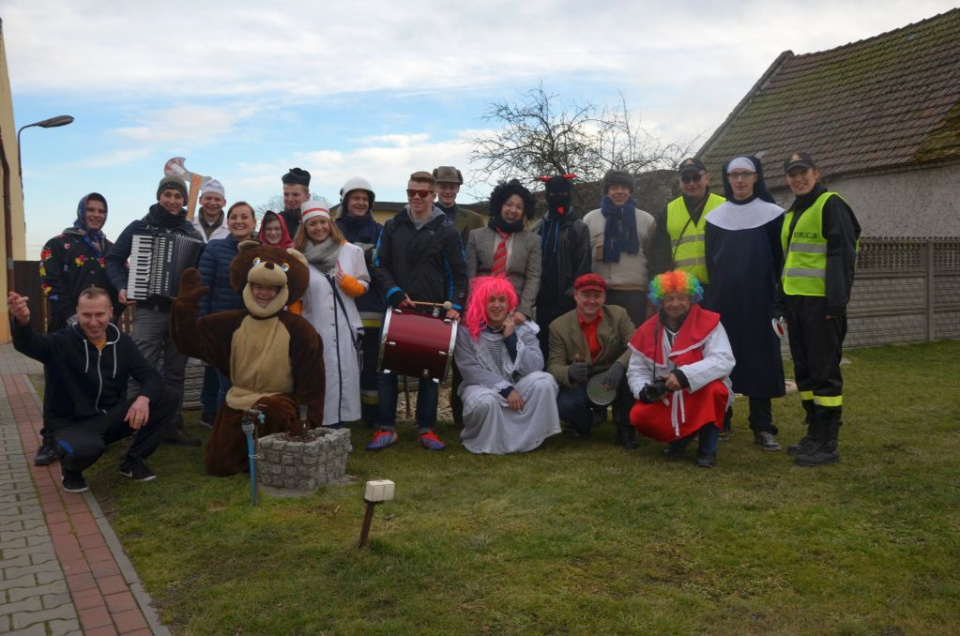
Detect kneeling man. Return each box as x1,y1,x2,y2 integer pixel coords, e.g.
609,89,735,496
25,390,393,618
9,288,175,492
548,273,638,448
627,271,734,468
455,276,560,454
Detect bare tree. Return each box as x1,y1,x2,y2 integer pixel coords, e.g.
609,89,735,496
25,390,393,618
469,86,694,194
255,195,285,216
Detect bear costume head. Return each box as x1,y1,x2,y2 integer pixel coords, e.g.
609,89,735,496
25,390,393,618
230,241,309,318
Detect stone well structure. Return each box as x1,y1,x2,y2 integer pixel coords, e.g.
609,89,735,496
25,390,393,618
258,427,352,493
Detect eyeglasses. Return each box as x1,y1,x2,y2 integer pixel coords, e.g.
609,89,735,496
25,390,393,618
680,173,702,184
406,189,433,199
728,171,756,181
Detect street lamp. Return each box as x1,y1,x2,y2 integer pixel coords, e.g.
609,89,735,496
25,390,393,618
17,115,75,183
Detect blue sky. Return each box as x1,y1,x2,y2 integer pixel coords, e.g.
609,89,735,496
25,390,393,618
5,0,957,256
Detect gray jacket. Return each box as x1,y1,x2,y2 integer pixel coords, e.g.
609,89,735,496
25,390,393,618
466,227,542,319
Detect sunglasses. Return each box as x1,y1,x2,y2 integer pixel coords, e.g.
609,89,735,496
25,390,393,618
406,189,433,199
680,173,702,184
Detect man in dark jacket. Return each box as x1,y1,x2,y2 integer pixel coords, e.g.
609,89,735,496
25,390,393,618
432,165,484,246
34,192,124,466
531,174,592,358
280,167,311,239
105,175,204,446
9,287,175,493
368,170,468,451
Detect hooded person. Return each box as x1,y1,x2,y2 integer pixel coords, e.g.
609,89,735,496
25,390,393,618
105,174,205,447
40,193,123,332
258,210,295,249
702,155,786,451
582,170,657,326
454,275,560,454
280,167,311,239
627,271,735,468
335,176,385,426
34,192,124,466
531,174,591,358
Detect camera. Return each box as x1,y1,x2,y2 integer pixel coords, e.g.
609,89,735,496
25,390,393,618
642,376,668,402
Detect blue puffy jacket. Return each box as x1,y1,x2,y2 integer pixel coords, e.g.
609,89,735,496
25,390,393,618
198,236,244,316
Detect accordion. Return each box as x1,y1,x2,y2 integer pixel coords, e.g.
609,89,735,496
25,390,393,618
126,233,204,301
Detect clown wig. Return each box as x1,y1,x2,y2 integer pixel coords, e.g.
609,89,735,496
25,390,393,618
464,276,518,339
648,270,703,307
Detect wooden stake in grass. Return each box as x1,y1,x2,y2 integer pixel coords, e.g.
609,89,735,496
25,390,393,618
359,480,395,548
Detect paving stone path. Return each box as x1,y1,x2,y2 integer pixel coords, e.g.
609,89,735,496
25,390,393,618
0,344,168,635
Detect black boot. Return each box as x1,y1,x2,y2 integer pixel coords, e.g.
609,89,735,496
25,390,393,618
616,422,638,449
787,400,816,455
795,412,840,467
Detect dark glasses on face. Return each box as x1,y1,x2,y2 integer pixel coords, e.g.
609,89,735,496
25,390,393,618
680,173,702,184
406,189,433,199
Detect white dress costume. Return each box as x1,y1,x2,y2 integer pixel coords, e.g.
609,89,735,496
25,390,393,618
301,242,369,426
455,321,560,454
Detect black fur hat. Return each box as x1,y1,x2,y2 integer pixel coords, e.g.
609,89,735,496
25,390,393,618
489,179,536,220
282,167,311,187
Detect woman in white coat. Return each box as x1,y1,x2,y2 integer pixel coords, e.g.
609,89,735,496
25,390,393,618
294,200,369,427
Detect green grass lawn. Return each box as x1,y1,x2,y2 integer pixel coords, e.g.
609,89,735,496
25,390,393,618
80,341,960,634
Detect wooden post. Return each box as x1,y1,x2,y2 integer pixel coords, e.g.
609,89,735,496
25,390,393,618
358,501,377,548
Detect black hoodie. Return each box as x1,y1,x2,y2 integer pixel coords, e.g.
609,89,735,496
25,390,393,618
12,320,163,420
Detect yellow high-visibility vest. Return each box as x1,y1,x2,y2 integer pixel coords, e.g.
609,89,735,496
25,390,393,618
666,193,725,284
781,191,845,297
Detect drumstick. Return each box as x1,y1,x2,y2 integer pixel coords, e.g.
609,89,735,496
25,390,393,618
408,300,452,310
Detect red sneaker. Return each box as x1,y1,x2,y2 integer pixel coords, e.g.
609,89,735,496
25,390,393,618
418,430,446,451
367,430,398,451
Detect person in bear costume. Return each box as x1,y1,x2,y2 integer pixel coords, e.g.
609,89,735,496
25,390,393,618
171,241,324,476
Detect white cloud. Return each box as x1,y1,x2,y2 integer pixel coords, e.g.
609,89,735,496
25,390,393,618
7,0,955,100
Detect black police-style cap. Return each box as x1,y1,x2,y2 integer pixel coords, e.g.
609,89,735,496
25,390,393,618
783,152,816,173
677,158,707,174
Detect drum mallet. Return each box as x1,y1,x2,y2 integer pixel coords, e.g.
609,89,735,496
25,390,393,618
359,480,395,548
408,300,453,318
240,407,266,506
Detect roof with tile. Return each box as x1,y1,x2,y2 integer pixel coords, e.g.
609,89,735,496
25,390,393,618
698,8,960,189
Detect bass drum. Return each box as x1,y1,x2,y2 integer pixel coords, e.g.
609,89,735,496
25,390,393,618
377,309,458,383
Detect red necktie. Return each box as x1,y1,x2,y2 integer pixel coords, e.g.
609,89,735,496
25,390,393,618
491,230,509,276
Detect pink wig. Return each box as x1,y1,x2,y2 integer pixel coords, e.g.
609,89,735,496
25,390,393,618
464,276,518,339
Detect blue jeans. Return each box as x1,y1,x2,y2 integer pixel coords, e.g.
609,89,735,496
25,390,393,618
669,424,720,457
377,373,439,431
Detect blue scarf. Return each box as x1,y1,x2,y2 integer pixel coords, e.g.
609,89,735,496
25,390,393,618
600,195,639,263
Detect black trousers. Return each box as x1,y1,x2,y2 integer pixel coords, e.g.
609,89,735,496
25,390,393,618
785,295,846,414
53,388,176,473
